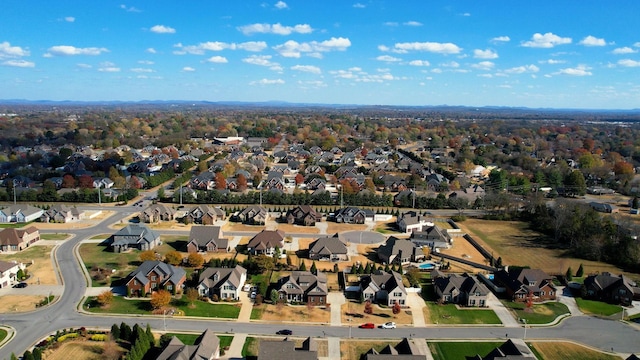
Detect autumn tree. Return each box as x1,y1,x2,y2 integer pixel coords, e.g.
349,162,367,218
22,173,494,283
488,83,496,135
150,290,172,309
62,174,76,188
215,172,227,190
185,287,199,308
392,302,401,315
139,250,156,262
295,173,304,185
78,174,94,189
164,251,183,266
186,253,204,268
364,300,373,315
236,173,248,191
96,290,114,307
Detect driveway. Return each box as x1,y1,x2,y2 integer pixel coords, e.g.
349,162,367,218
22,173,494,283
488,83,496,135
236,291,253,323
486,293,520,327
557,286,583,316
405,292,426,327
327,292,346,326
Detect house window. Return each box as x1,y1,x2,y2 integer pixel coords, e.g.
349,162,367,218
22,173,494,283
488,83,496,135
320,297,324,303
133,280,137,285
167,285,173,291
619,289,627,295
541,291,545,296
393,292,403,297
470,300,476,306
479,300,485,306
151,276,157,281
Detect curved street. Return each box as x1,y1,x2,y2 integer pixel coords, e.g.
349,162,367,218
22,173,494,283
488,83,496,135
1,203,640,358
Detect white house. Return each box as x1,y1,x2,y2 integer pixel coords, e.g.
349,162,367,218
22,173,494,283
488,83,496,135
0,260,25,288
0,205,44,223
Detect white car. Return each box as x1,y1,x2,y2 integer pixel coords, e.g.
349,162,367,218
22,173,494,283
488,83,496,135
381,322,396,329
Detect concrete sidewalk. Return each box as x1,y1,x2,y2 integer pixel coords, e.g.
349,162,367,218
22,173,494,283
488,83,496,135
327,292,346,326
557,286,584,316
406,292,426,327
222,333,247,360
236,291,253,322
486,293,520,327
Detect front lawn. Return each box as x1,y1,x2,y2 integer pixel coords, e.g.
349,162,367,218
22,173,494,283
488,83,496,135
0,328,8,343
85,296,240,319
575,298,622,316
40,233,69,240
426,303,501,325
502,301,570,324
242,337,258,358
78,243,140,286
429,341,504,360
164,333,233,348
531,341,621,360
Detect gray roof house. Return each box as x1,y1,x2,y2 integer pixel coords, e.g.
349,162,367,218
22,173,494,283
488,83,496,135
40,204,84,223
187,225,230,253
110,224,160,253
125,260,186,296
308,234,348,261
396,211,433,233
410,225,452,250
0,205,44,223
198,265,247,301
259,338,318,360
433,273,490,307
277,271,328,306
377,236,425,265
235,205,269,225
362,338,426,360
333,206,375,224
156,328,220,360
469,339,536,359
141,203,176,223
247,230,285,257
360,270,407,306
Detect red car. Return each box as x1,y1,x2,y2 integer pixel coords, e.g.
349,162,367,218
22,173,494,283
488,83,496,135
359,323,375,329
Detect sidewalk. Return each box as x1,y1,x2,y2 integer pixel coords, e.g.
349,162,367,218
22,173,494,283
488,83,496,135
222,333,247,360
557,286,584,316
236,291,253,322
486,293,520,327
406,292,426,327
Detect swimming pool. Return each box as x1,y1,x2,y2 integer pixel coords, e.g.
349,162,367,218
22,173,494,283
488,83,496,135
418,263,435,270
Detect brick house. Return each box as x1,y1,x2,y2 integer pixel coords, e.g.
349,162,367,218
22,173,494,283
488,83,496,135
110,224,160,253
125,260,186,297
247,229,285,257
0,227,40,252
377,236,426,265
141,204,176,223
187,225,229,253
582,272,640,306
433,273,490,307
277,271,328,306
285,205,322,226
493,268,557,303
360,270,407,306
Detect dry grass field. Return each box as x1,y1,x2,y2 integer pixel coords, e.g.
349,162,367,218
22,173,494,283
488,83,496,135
325,222,367,234
341,301,413,325
276,223,320,234
530,341,621,360
455,219,629,276
43,340,126,360
222,223,265,232
340,340,400,360
0,295,47,312
254,303,331,323
436,236,488,274
0,245,57,285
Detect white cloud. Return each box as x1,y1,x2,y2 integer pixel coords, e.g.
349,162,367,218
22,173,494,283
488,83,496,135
460,12,471,17
473,49,498,59
274,1,288,9
393,41,462,54
478,73,493,78
182,67,196,72
504,64,539,74
403,21,423,27
2,59,35,68
273,37,351,58
291,65,321,74
206,56,228,63
138,60,154,65
242,55,282,71
98,66,120,72
146,48,157,54
150,25,176,34
521,32,571,48
635,42,640,47
238,23,313,36
409,60,430,66
491,36,511,43
376,55,401,62
612,47,637,55
120,4,141,12
378,45,390,52
64,16,75,23
472,61,495,70
384,22,399,27
556,64,592,76
45,45,108,57
579,35,606,47
441,61,459,68
130,67,154,73
539,59,565,64
76,63,92,69
251,78,285,85
297,80,327,88
174,41,267,55
0,41,30,58
618,59,640,67
353,3,366,8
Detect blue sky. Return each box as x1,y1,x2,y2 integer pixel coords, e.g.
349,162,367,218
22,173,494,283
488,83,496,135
1,1,640,109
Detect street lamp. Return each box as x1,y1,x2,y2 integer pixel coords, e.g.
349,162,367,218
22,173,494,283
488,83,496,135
163,309,168,331
12,179,17,205
97,182,102,206
523,318,528,340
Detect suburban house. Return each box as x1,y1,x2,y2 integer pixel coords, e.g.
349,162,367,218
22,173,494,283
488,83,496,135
40,204,84,223
0,260,25,288
493,268,557,303
125,260,186,296
333,206,375,224
433,272,490,307
0,205,44,223
410,225,453,250
141,203,176,223
589,202,618,213
396,211,434,233
156,328,220,360
470,339,537,359
110,224,160,253
187,226,229,253
362,338,426,360
360,270,407,306
186,205,226,225
582,272,640,306
259,338,318,360
377,236,425,265
277,271,328,305
285,205,322,226
234,205,269,225
197,265,247,301
308,234,349,261
247,229,285,257
0,227,40,252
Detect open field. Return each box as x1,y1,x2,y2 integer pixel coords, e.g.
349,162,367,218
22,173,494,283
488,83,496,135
340,340,399,360
341,300,414,325
325,222,366,234
455,219,631,276
0,245,57,285
429,341,504,360
0,295,48,313
502,301,570,324
530,341,621,360
254,302,331,323
425,303,501,325
243,337,328,358
575,298,622,317
436,236,488,274
223,223,265,232
40,233,70,240
85,296,240,318
275,223,320,234
78,243,140,287
43,340,126,360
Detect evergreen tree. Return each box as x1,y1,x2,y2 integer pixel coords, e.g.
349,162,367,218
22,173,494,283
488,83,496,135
363,262,371,274
566,267,573,281
10,353,18,360
111,323,121,339
131,324,142,343
576,264,584,278
22,351,34,360
32,348,42,360
146,323,154,346
384,264,390,272
496,257,503,268
299,261,307,271
310,261,318,275
120,322,132,341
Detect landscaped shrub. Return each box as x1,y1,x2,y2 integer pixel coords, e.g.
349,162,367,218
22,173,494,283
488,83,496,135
90,334,107,341
57,333,79,342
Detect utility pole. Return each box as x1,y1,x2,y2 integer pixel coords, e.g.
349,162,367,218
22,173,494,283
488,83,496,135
179,183,183,206
97,183,102,206
12,179,17,205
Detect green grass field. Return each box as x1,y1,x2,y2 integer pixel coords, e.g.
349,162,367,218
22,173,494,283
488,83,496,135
85,296,240,319
40,233,70,240
502,301,570,324
575,298,622,316
429,341,504,360
0,328,8,343
426,303,502,325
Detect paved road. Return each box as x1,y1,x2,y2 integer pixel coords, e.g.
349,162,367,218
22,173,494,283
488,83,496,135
1,201,640,358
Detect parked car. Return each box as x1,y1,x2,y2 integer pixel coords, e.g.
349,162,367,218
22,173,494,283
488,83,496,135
380,322,396,329
13,282,27,288
276,329,293,335
250,291,256,299
358,323,375,329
